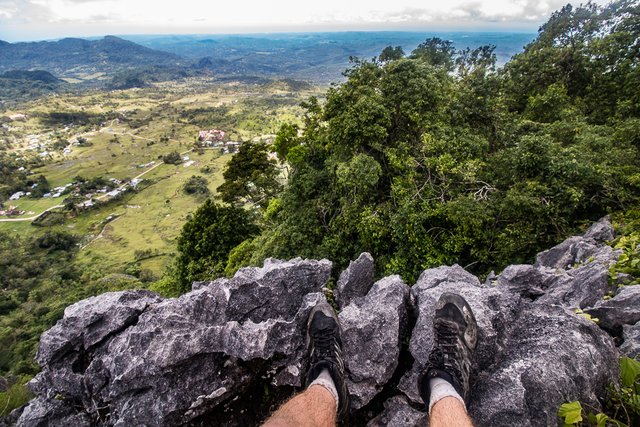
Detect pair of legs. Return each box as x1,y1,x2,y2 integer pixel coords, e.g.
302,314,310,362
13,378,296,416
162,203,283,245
263,389,472,427
264,293,477,426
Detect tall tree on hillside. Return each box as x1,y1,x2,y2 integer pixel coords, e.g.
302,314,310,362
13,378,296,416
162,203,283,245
410,37,456,71
217,142,282,209
174,200,258,290
379,45,405,62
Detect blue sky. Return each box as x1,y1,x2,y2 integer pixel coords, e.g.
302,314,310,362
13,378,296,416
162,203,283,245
0,0,611,42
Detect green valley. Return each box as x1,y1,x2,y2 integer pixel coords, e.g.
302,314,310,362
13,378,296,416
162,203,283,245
0,77,322,389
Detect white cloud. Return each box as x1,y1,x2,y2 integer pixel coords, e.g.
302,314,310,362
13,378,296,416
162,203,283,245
0,0,613,41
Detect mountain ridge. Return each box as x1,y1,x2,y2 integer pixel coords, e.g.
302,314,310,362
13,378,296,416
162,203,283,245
0,36,183,77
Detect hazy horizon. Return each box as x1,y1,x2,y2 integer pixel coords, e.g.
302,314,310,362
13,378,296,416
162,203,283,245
1,29,539,44
0,0,610,43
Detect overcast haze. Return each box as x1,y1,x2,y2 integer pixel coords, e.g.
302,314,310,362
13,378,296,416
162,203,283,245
0,0,611,42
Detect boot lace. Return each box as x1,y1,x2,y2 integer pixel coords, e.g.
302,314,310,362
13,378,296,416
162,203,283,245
428,318,464,384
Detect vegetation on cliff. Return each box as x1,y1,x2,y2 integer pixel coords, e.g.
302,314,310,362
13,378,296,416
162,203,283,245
180,0,640,284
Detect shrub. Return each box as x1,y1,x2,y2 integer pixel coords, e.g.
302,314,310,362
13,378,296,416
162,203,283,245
183,175,210,196
162,151,182,165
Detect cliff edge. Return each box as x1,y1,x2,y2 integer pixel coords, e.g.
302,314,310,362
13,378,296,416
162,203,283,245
12,217,640,426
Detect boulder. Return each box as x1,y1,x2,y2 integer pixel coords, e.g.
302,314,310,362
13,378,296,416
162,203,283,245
36,290,162,368
468,304,618,426
535,216,618,269
496,260,615,310
18,258,332,427
339,275,410,409
14,217,634,426
585,285,640,332
534,262,614,309
367,396,426,427
335,252,375,309
584,215,615,243
535,236,584,269
620,321,640,359
12,398,91,427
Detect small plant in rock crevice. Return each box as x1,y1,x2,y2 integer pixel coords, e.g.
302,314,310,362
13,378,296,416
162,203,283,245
558,357,640,427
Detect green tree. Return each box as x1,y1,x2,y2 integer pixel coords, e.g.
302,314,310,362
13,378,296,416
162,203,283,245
183,175,210,196
410,37,456,71
379,45,405,62
273,123,300,163
174,200,258,290
217,142,282,209
162,151,182,165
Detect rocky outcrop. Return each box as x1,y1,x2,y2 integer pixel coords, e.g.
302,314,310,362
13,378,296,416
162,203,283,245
14,217,639,426
621,321,640,358
339,275,409,409
585,285,640,333
335,252,375,309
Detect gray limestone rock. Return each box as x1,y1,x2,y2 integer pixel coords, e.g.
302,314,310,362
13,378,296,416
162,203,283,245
496,261,615,310
36,290,162,368
620,321,640,358
339,275,410,409
335,252,375,309
584,215,615,243
13,217,634,426
400,265,519,404
13,397,91,427
535,262,614,309
469,305,618,427
367,396,426,427
585,285,640,332
535,236,584,269
535,216,619,269
225,257,332,322
495,264,556,299
17,258,331,427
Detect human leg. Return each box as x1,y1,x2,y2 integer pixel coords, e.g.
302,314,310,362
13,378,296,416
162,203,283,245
262,301,349,426
419,293,478,426
429,396,474,427
262,385,336,427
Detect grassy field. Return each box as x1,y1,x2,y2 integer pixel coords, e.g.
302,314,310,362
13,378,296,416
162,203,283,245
78,152,229,274
1,78,323,278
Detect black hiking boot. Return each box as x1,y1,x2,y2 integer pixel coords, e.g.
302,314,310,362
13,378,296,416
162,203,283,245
419,292,478,407
305,301,350,421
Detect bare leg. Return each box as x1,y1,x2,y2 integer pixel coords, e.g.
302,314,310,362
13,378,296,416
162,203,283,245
429,396,474,427
262,385,336,427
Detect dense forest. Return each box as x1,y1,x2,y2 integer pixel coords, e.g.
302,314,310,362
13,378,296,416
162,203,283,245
176,0,640,287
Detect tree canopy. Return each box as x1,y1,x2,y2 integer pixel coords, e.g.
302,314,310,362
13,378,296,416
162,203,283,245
207,0,640,282
175,0,640,284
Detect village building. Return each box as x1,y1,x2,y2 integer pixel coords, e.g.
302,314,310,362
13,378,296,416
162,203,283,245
198,129,225,142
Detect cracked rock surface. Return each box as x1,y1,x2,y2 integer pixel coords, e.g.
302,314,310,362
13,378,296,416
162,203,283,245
13,217,638,426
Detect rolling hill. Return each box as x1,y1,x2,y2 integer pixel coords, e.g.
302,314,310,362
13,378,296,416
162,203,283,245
0,36,183,78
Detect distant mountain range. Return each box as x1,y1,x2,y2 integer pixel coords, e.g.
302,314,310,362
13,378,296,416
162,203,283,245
0,36,182,78
0,70,65,104
0,32,537,86
0,70,61,84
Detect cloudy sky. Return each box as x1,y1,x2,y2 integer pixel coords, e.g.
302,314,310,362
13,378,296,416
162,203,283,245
0,0,610,42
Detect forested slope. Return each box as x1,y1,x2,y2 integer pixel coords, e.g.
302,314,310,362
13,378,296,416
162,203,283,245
178,0,640,286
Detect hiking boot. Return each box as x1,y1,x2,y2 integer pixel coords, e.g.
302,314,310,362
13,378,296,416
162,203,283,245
305,301,350,421
419,292,478,406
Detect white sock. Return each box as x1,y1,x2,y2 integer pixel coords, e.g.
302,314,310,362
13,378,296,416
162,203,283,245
309,368,339,409
428,377,465,413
